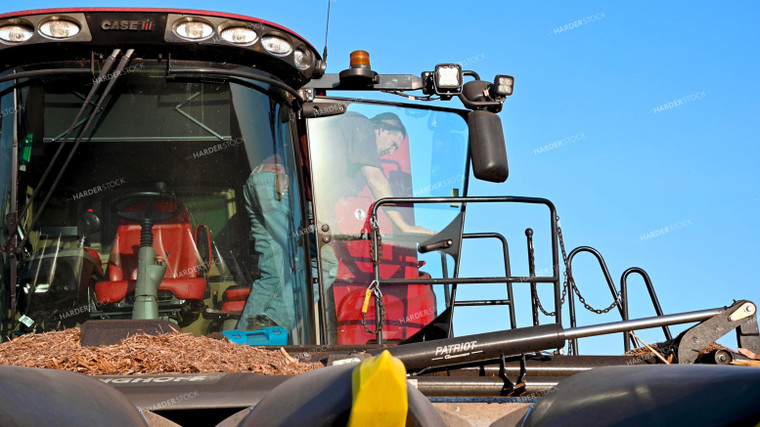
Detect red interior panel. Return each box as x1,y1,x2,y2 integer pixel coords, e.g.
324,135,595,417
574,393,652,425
331,136,437,344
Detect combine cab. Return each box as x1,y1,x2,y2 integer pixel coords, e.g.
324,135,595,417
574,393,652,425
0,8,759,426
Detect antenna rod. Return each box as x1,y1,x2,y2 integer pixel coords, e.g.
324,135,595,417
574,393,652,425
323,0,331,62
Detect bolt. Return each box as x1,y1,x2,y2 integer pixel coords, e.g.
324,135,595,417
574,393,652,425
746,304,755,315
321,224,330,232
322,235,331,243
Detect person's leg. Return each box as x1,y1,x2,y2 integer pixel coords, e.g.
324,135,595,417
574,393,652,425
319,244,339,343
237,171,294,330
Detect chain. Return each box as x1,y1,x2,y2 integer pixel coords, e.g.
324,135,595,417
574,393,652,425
360,280,385,335
368,217,383,265
362,216,386,335
534,215,621,317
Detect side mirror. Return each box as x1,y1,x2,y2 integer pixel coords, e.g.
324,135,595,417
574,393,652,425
468,110,508,182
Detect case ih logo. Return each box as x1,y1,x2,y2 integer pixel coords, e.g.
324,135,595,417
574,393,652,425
101,19,155,31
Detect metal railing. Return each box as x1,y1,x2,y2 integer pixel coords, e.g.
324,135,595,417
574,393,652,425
369,196,561,344
565,247,671,354
364,195,671,353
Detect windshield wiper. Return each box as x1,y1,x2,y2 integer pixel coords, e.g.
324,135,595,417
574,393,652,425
18,50,120,217
6,49,136,254
1,49,135,336
2,49,119,259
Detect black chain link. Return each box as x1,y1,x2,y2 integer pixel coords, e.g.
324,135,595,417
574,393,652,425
363,218,385,335
534,215,621,317
361,282,385,335
368,217,383,265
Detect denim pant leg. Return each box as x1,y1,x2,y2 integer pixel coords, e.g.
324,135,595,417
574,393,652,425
237,171,296,331
319,244,339,342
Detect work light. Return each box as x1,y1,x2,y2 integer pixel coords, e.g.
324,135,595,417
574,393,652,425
261,34,293,56
173,19,213,41
434,64,463,95
39,19,80,39
220,26,257,45
0,23,33,43
493,75,514,97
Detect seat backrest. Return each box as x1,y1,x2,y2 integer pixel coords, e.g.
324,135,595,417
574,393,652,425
108,203,201,281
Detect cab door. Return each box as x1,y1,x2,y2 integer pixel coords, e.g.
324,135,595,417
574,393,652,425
306,99,470,344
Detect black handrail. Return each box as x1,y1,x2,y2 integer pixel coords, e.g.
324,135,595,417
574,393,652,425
566,246,671,355
621,267,673,352
460,232,516,330
566,246,625,354
369,196,561,344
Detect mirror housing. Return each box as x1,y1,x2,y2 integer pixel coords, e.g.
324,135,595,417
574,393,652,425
468,110,508,182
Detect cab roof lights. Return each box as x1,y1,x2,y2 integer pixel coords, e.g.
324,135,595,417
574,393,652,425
0,8,319,56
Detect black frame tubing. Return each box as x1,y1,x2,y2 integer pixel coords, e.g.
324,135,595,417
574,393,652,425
621,267,673,352
461,232,516,330
370,196,561,344
566,246,624,354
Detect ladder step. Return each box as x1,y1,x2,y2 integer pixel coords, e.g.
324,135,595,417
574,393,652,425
453,300,511,307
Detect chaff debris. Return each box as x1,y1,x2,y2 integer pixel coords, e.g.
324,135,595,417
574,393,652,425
629,332,671,364
0,329,320,376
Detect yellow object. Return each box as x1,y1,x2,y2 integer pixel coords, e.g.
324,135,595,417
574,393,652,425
361,289,372,314
348,350,408,427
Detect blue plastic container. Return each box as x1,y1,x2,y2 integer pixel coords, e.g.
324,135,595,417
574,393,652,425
222,326,288,346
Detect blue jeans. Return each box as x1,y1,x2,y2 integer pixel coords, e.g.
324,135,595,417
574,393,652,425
237,170,296,331
318,244,339,342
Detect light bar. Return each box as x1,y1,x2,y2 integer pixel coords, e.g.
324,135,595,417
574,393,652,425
434,63,463,95
174,19,213,41
0,24,33,43
38,19,80,39
0,11,322,83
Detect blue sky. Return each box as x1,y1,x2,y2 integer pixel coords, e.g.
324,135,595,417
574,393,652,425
3,1,758,354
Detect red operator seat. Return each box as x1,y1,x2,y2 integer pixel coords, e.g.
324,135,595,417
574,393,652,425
95,202,207,304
